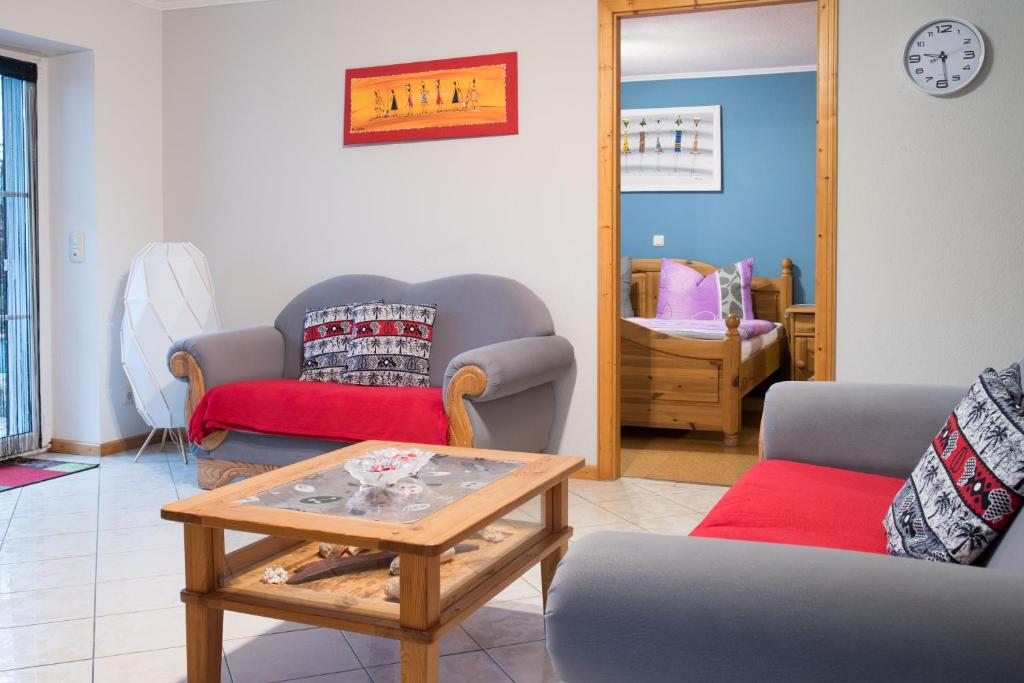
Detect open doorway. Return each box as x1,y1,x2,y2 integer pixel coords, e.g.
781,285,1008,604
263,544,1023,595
596,0,838,482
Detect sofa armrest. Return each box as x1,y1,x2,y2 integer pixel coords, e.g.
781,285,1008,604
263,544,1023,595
546,533,1024,683
168,327,285,449
443,335,574,405
761,380,965,478
168,326,285,391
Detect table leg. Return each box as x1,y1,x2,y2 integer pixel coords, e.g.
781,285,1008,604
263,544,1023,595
401,640,440,683
399,553,441,683
184,524,224,683
541,480,570,609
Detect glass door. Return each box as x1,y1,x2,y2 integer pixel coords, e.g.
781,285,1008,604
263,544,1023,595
0,56,41,458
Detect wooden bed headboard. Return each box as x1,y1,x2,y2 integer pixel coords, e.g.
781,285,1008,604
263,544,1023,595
628,258,793,323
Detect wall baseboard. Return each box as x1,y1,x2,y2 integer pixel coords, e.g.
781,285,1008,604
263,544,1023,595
571,465,599,481
50,432,152,457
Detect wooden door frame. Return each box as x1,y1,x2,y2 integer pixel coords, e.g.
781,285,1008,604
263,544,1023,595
597,0,839,480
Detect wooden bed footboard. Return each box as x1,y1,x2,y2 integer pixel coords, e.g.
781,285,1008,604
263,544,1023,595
620,316,741,444
619,257,792,446
620,316,784,445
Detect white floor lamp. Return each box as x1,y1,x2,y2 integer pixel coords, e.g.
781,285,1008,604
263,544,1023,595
120,243,220,462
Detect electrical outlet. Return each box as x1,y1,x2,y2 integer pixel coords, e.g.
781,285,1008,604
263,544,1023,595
652,234,665,247
120,386,133,405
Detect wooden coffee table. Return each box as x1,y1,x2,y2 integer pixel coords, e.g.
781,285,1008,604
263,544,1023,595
161,440,584,683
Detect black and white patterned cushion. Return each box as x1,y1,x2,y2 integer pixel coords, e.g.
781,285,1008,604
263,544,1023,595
884,363,1024,563
299,305,356,383
342,302,436,388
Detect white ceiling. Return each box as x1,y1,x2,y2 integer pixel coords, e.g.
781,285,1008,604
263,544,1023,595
129,0,273,10
621,2,817,79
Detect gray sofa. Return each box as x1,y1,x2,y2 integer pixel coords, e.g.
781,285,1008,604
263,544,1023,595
546,380,1024,682
167,273,573,488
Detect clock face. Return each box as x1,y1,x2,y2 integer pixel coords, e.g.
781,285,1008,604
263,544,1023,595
903,18,985,95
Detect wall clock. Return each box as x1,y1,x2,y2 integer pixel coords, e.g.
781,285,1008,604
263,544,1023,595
903,18,985,95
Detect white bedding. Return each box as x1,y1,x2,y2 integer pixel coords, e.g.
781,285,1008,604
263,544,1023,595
739,324,782,360
625,318,783,360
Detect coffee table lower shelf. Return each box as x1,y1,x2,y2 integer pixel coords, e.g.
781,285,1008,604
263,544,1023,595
182,524,571,644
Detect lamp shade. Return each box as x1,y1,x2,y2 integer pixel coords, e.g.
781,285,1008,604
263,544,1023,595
120,242,219,429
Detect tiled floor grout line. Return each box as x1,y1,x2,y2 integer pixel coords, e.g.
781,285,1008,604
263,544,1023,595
91,456,103,683
456,617,517,682
0,488,24,551
0,578,97,596
94,570,183,585
0,655,94,676
339,631,374,672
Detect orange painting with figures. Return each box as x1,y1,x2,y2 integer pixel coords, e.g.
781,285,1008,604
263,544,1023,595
344,52,518,145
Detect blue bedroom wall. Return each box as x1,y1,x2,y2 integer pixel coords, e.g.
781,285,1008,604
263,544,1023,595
621,71,816,303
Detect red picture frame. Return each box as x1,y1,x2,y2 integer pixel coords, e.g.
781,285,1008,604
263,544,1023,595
343,51,518,145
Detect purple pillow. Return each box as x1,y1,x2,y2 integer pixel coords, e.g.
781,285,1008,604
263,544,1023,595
655,258,755,320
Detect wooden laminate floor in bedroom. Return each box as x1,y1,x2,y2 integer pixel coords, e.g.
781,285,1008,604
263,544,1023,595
620,410,762,486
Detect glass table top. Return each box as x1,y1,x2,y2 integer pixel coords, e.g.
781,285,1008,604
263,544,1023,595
234,453,523,524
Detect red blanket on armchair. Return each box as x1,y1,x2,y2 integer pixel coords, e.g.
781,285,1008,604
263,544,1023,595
188,379,450,446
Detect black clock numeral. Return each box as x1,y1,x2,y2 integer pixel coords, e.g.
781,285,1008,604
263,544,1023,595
914,68,924,74
936,79,949,89
964,50,976,59
916,41,925,47
909,54,921,63
963,64,972,71
936,24,952,33
925,76,933,82
927,31,934,37
952,74,961,81
963,38,972,44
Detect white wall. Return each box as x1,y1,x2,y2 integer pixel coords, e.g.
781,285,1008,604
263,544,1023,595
0,0,163,443
837,0,1024,385
6,0,1018,452
163,0,598,459
163,0,1024,463
47,51,101,444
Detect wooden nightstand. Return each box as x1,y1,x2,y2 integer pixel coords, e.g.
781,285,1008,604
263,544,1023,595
785,304,816,381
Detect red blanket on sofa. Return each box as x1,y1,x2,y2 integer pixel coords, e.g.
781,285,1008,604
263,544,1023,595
189,379,450,446
690,460,906,554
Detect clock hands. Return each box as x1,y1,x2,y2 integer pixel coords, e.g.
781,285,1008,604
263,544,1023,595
921,50,950,81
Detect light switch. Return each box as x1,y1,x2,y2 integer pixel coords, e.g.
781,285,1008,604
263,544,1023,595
69,231,84,263
652,234,665,247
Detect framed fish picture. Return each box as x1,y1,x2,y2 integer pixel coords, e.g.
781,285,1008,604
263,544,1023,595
620,105,722,192
343,51,518,145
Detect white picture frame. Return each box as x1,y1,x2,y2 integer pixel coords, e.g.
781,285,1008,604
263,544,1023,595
620,105,722,192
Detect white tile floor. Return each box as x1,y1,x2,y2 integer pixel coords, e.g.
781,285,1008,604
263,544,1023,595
0,450,726,682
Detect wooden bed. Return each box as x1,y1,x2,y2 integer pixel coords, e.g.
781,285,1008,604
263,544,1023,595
621,258,793,446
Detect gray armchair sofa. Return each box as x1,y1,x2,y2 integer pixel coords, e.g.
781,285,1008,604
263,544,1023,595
546,380,1024,682
167,273,573,488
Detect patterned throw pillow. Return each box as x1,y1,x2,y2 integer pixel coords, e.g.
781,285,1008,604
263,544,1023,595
299,305,356,382
342,302,436,387
884,363,1024,563
655,258,755,321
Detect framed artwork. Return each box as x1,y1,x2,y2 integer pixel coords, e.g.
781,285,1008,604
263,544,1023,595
620,105,722,192
344,51,518,145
